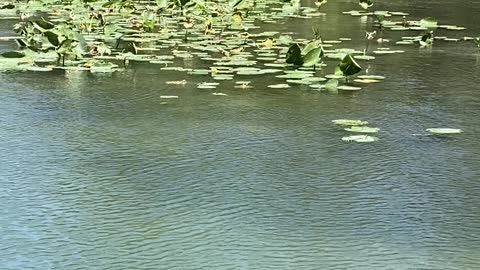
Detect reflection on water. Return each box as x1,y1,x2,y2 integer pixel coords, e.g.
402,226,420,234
1,1,480,269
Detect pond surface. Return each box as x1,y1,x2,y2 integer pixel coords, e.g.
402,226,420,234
1,0,480,269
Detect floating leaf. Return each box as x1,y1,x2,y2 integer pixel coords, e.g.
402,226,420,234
345,126,379,133
333,119,368,126
166,80,187,85
357,75,385,80
342,135,378,142
338,85,361,91
286,79,312,85
354,79,380,84
261,38,276,48
426,128,462,134
268,84,290,88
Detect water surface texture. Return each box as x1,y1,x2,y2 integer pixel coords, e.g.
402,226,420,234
1,0,480,269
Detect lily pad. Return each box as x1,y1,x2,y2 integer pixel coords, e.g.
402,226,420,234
345,126,379,133
268,84,290,88
357,75,385,80
426,128,462,134
342,135,378,142
166,80,187,85
333,119,368,126
338,85,362,91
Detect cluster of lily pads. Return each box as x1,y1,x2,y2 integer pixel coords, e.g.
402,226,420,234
333,119,462,143
345,0,479,49
0,0,478,92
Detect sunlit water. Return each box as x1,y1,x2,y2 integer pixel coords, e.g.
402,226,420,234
1,1,480,269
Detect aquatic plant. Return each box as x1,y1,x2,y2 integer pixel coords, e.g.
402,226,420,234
344,126,379,133
335,54,362,83
420,31,434,47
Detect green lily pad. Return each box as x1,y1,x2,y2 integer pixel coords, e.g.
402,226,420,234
333,119,368,126
354,79,380,84
213,75,234,80
286,79,312,85
338,85,362,91
268,84,290,88
357,75,385,80
426,128,462,134
345,126,379,133
342,135,378,142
